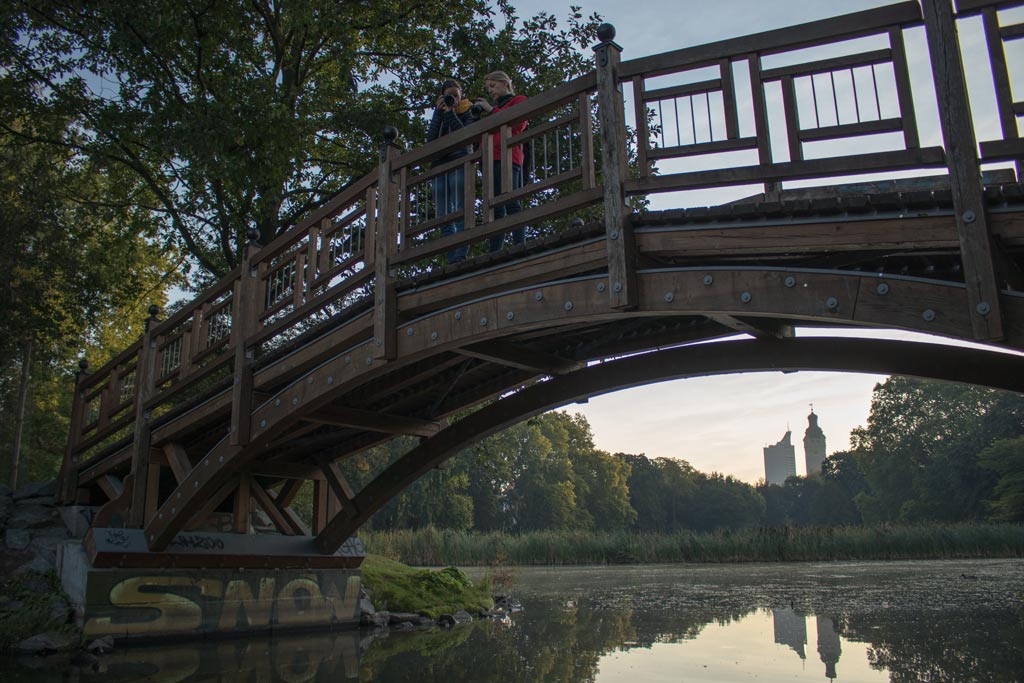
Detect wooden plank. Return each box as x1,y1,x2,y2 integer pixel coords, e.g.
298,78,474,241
249,477,293,535
456,339,581,375
127,315,160,528
373,143,399,361
922,0,1004,340
980,138,1024,160
720,58,740,141
144,458,161,524
595,38,637,310
317,457,356,506
760,48,893,80
983,8,1022,146
781,76,803,162
230,244,261,446
632,76,651,178
955,0,1024,14
163,443,192,483
618,2,923,79
642,78,722,102
624,147,947,194
304,407,441,438
707,315,794,339
233,475,252,533
579,92,597,189
56,368,90,503
647,136,759,160
797,117,904,142
251,462,326,480
889,26,921,150
97,474,124,501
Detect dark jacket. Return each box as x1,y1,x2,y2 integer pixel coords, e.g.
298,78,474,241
426,99,474,164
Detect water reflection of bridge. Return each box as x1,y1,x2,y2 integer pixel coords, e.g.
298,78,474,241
58,1,1024,567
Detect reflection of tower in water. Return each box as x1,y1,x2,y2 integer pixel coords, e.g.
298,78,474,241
772,608,806,659
816,615,842,680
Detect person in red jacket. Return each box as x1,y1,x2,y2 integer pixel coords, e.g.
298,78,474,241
472,70,527,252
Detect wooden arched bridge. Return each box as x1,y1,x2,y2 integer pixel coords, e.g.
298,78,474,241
57,0,1024,567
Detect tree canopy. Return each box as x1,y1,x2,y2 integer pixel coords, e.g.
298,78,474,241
5,0,602,284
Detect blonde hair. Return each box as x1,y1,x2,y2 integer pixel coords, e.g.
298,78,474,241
484,70,514,93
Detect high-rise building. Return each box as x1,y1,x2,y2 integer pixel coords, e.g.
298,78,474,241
804,409,827,476
772,608,807,659
764,431,796,485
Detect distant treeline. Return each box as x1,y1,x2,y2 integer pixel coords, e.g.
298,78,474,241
336,376,1024,535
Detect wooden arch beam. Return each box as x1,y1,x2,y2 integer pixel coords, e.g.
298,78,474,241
314,335,1024,552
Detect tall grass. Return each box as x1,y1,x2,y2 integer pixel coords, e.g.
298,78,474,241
360,524,1024,566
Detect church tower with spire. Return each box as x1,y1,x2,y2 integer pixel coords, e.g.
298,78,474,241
803,407,826,475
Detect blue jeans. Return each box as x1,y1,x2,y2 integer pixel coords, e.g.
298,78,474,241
433,165,467,263
490,161,525,252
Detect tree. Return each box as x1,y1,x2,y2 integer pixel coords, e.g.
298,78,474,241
978,436,1024,522
0,115,181,486
6,0,603,283
851,377,1024,523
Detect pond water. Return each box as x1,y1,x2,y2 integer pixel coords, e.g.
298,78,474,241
3,558,1022,682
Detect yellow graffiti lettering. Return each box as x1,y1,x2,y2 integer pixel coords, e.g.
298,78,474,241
276,577,335,627
83,576,207,638
218,577,276,630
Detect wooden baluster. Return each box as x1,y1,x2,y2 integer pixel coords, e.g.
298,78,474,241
374,127,401,361
56,360,90,504
127,305,161,527
921,0,1003,341
631,76,650,178
593,23,637,310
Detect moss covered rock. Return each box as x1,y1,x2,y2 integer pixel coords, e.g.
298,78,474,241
360,555,492,619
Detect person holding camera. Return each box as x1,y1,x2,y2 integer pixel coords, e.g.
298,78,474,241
472,70,528,252
426,79,474,263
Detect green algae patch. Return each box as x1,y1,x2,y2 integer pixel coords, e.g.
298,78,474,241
360,554,492,619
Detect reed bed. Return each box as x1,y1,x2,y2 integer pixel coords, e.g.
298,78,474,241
360,524,1024,566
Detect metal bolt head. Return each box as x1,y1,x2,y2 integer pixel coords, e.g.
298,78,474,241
784,276,795,288
308,377,314,384
613,282,623,293
597,282,606,293
876,283,889,295
506,311,515,321
480,317,488,326
431,331,438,341
610,230,619,240
327,376,333,385
535,292,544,301
962,210,976,224
703,275,714,286
923,309,936,322
375,338,382,346
454,311,463,320
406,328,414,336
664,292,674,302
741,292,752,303
344,356,351,364
826,297,838,310
275,398,281,406
292,397,298,406
976,302,991,315
366,357,373,365
564,301,574,311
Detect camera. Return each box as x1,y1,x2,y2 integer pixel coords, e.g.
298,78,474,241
470,103,485,116
442,94,456,108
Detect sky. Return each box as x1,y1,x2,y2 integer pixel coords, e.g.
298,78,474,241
498,0,1022,483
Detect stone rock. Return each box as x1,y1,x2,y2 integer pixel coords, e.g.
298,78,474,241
16,571,51,594
361,610,390,628
438,614,456,628
87,636,115,654
15,554,55,575
359,596,376,615
15,631,79,655
6,528,32,550
0,599,25,611
493,595,523,612
13,480,56,502
7,505,58,529
453,610,473,624
392,621,417,631
0,483,12,497
388,611,422,626
71,651,99,668
58,506,96,539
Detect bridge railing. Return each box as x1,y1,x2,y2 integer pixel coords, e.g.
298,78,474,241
58,0,1020,509
957,0,1024,172
620,0,945,197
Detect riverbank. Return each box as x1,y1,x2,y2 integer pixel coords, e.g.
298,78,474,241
361,523,1024,566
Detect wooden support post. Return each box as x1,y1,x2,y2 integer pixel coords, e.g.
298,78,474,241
593,24,637,310
56,360,90,504
230,235,263,446
921,0,1003,340
373,127,401,361
127,307,161,527
233,475,252,533
144,456,162,524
